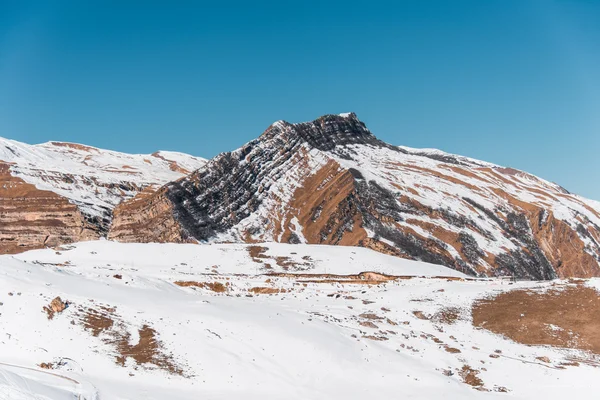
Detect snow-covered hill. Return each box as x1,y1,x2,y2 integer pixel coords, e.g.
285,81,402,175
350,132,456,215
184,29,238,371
0,137,206,219
109,113,600,279
0,137,206,254
0,241,598,399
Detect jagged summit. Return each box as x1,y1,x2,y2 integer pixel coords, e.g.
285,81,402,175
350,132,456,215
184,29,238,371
258,112,381,154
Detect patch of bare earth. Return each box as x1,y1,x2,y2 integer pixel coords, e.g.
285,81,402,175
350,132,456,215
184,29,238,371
432,307,462,325
82,306,115,336
274,256,299,270
472,284,600,355
77,305,185,375
459,365,486,390
359,321,379,328
248,287,287,295
246,246,314,271
412,311,429,320
268,271,401,285
362,334,389,341
248,245,269,263
115,324,183,375
174,281,227,293
444,345,461,353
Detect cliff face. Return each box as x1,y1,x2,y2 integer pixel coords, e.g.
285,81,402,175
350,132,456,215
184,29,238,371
0,162,99,254
0,138,206,253
108,186,187,244
109,113,600,279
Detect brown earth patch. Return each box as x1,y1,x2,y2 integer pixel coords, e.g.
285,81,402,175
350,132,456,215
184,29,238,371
248,287,287,294
362,335,388,341
82,306,116,337
459,365,484,389
412,311,430,320
115,324,183,375
174,281,227,293
432,307,462,325
359,313,383,320
360,237,406,258
78,305,184,375
248,245,269,262
444,346,461,353
359,321,379,329
267,271,404,285
472,284,600,354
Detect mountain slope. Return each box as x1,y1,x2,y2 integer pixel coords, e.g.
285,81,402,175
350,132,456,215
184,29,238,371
0,137,206,254
109,113,600,279
1,241,599,399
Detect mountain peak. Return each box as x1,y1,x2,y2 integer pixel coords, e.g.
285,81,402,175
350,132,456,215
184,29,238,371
260,112,380,152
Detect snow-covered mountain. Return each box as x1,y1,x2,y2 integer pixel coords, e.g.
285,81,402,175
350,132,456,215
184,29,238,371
0,137,206,254
2,118,600,398
109,113,600,279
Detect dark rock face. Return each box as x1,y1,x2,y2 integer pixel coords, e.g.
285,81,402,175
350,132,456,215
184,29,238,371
264,113,383,152
109,113,600,280
163,113,388,242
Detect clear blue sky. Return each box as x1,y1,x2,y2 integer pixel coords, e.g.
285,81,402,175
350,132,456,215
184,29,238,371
1,1,599,200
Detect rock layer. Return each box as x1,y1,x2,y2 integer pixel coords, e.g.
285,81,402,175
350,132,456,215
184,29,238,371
0,162,100,254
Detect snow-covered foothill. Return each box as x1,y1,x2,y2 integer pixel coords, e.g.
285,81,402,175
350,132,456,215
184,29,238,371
0,241,597,399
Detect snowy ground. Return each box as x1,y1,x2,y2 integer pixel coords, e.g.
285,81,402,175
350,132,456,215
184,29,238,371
0,241,597,399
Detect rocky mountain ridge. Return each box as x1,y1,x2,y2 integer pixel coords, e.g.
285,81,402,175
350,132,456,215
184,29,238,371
0,137,206,253
108,113,600,279
3,114,600,279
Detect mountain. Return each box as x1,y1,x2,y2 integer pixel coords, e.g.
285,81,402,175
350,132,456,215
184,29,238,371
108,113,600,279
0,137,206,254
2,116,600,399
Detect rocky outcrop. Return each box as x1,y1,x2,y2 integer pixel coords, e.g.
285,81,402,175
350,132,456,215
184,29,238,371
44,296,67,319
0,162,100,254
109,113,600,279
108,186,188,243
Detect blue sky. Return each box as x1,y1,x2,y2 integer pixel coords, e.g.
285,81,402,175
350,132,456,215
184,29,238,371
0,1,599,199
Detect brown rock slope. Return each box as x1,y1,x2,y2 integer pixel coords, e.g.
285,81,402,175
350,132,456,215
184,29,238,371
109,113,600,280
0,162,99,254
